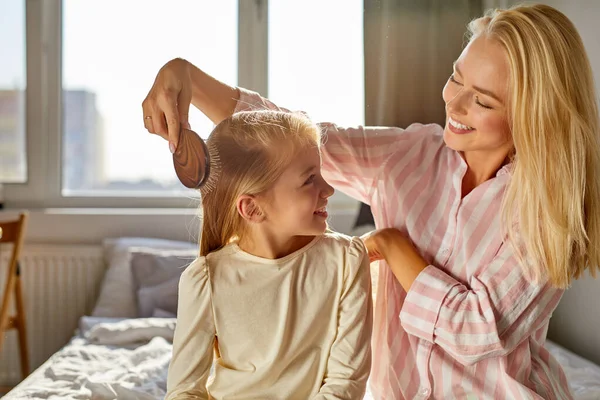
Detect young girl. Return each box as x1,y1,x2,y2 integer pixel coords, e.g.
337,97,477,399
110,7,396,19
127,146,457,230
165,110,372,399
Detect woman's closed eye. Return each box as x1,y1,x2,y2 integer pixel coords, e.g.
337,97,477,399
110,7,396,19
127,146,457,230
475,97,493,109
450,75,493,110
449,74,462,85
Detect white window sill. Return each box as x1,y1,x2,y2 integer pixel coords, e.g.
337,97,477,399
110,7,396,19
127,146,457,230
1,205,360,245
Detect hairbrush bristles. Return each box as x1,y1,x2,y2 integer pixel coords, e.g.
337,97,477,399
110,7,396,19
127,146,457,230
199,140,221,196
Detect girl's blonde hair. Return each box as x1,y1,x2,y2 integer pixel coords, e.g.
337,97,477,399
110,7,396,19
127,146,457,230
199,110,321,257
468,4,600,288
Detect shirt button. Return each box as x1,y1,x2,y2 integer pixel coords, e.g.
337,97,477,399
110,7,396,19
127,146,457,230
420,387,431,397
441,248,449,255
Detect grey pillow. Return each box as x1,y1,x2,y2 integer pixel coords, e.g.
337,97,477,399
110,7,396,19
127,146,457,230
137,276,180,318
152,308,177,319
130,249,198,317
93,238,196,318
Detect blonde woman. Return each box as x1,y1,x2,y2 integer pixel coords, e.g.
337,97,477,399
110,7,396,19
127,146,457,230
165,111,372,399
144,4,599,399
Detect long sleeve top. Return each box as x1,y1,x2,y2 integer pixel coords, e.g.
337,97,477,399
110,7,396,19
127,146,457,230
166,232,373,399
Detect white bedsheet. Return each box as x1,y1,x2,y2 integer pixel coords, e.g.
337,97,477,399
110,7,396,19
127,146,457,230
5,318,173,400
4,317,600,399
545,341,600,400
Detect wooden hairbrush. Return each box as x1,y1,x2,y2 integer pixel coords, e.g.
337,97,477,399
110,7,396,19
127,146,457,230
172,128,211,189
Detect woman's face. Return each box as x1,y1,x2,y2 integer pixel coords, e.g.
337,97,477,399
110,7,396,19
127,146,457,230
442,35,513,163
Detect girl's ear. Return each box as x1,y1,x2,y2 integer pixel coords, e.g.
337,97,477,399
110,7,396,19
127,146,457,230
236,194,266,223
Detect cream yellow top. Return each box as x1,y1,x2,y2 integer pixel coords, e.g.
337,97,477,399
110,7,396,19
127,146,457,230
166,232,372,399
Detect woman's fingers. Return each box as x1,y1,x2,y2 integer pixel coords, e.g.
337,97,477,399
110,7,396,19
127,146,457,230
141,58,192,151
177,81,193,132
361,231,382,262
369,252,384,263
361,228,405,262
143,113,154,133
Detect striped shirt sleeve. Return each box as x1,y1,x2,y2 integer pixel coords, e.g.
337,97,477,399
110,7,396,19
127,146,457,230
235,88,423,204
399,243,564,366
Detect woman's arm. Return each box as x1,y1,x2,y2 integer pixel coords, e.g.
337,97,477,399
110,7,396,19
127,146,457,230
364,228,564,366
165,258,216,400
233,88,435,205
314,237,373,399
143,59,433,205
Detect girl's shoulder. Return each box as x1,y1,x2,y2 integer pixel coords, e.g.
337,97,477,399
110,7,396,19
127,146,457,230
178,256,212,297
316,232,369,284
318,231,368,261
181,256,209,280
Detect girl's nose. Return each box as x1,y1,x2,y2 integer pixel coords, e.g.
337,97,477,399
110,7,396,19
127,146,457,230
321,181,335,198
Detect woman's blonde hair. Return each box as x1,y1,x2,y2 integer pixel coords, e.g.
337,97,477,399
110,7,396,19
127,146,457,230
199,110,321,257
468,4,600,288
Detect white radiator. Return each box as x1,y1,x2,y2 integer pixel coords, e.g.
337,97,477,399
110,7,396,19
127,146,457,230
0,244,105,386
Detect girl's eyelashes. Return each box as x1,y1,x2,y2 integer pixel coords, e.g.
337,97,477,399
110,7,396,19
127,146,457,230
304,174,316,185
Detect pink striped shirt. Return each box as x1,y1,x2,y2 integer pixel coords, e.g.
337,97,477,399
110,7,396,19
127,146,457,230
235,88,573,399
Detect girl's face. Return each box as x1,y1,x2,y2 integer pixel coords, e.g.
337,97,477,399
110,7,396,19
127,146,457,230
442,35,513,163
260,145,334,238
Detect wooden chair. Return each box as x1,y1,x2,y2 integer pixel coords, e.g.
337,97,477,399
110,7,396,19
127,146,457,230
0,212,30,382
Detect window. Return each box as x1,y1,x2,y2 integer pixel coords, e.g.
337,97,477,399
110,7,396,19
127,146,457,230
11,0,364,209
268,0,364,127
0,0,27,183
269,0,364,206
61,0,237,196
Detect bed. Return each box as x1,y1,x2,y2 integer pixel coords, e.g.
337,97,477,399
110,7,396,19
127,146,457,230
4,237,600,399
3,316,600,400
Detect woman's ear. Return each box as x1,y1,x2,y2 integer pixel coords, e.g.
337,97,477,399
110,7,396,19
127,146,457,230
236,195,266,223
